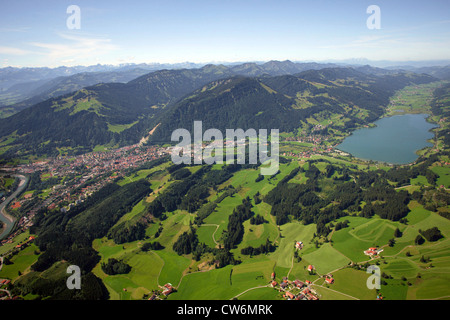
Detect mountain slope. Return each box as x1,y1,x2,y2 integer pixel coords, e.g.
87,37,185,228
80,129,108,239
0,68,153,113
149,76,299,143
0,65,235,157
149,68,437,143
0,65,438,158
0,60,342,117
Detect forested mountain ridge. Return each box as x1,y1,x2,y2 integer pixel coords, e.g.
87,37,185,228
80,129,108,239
0,68,153,115
149,69,437,143
0,60,332,114
0,65,236,157
0,64,438,158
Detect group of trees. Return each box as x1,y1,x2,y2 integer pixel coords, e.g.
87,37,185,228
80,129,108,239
141,241,164,251
250,214,267,225
241,238,276,256
333,220,350,231
172,226,199,256
223,197,254,250
107,221,147,244
101,258,131,275
419,227,444,242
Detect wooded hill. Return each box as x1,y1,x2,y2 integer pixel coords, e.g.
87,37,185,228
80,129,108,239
0,63,437,158
149,69,435,143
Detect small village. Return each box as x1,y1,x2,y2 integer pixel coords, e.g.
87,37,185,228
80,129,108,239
270,270,322,301
281,124,345,160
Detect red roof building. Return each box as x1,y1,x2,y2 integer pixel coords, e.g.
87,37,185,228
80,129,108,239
325,276,334,284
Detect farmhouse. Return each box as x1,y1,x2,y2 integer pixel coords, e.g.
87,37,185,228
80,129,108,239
162,283,174,296
295,241,303,250
307,265,314,272
364,247,383,256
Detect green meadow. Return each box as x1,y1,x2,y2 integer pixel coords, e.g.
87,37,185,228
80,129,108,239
313,268,377,300
431,165,450,188
2,137,449,301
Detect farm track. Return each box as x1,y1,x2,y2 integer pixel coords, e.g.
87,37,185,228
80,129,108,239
312,284,359,300
200,223,220,246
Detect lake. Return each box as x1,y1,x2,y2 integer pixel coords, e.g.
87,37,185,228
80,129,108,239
336,114,438,164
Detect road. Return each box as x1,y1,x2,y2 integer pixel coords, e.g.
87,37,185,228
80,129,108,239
0,174,28,240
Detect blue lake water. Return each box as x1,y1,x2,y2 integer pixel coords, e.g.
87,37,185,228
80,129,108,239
336,114,438,164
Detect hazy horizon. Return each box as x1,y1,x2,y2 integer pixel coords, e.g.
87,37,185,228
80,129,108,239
1,58,450,71
1,0,449,68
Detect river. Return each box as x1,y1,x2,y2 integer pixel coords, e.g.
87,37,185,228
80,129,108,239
0,174,28,240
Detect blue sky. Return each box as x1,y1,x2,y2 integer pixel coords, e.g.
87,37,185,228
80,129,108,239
0,0,449,67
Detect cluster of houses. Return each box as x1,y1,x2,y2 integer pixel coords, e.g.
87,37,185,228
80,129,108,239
16,144,169,176
281,133,340,160
270,272,320,300
271,277,319,301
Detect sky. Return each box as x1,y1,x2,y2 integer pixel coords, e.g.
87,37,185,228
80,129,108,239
0,0,449,68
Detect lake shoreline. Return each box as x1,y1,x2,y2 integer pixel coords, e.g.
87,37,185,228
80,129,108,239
336,113,439,165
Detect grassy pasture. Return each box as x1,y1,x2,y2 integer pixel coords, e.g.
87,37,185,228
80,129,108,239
302,243,351,275
330,216,384,262
0,244,39,280
171,258,277,300
268,222,316,269
431,165,450,188
314,268,377,300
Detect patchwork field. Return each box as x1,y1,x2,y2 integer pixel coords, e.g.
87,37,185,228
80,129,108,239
328,203,450,300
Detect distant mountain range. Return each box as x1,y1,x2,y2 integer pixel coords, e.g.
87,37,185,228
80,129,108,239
0,60,442,160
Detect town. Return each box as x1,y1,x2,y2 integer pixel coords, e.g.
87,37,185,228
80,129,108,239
0,143,170,247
